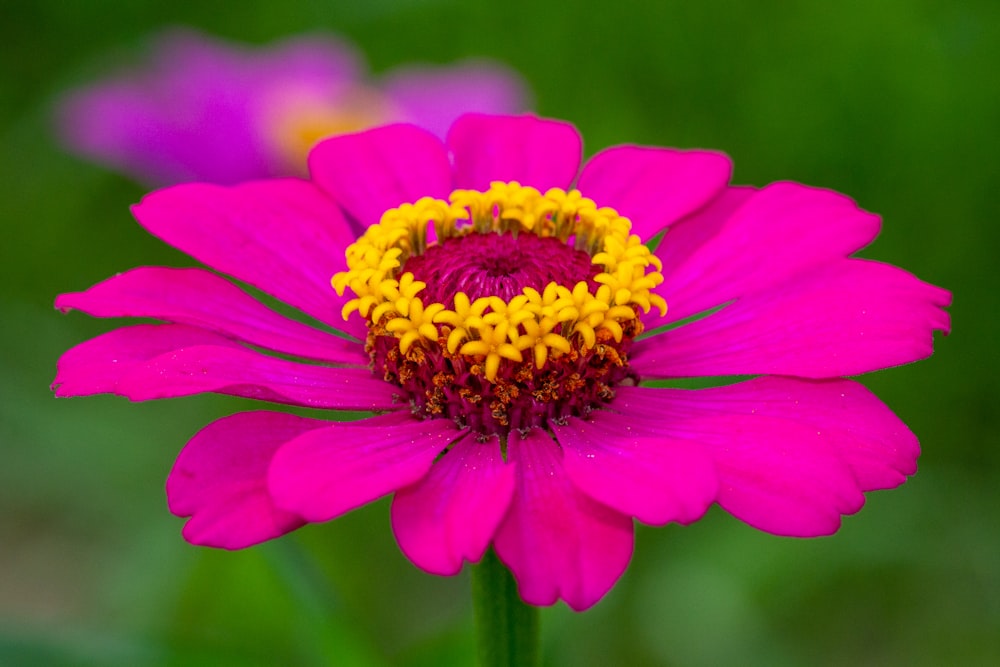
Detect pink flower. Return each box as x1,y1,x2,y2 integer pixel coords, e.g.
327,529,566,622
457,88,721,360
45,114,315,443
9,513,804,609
53,114,951,611
55,28,528,186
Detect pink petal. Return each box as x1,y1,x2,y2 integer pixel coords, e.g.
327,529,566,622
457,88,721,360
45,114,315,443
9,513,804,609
616,377,919,491
576,146,732,239
695,414,864,536
53,323,400,410
53,323,242,396
493,428,633,611
167,411,330,549
633,259,951,379
447,114,582,191
654,182,883,324
637,186,756,330
268,413,462,523
610,378,915,535
391,433,516,575
551,413,717,526
308,123,452,229
380,60,529,139
130,178,366,338
56,267,365,363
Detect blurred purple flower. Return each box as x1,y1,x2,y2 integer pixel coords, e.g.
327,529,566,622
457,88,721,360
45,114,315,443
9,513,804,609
55,28,529,185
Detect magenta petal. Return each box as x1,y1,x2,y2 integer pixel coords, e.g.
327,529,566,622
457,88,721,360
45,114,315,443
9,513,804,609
617,377,919,491
308,123,452,228
610,424,859,537
552,413,717,526
167,411,330,549
493,428,633,611
56,267,364,363
53,323,399,409
121,345,398,408
634,259,952,379
380,61,529,140
610,379,913,536
447,114,582,191
653,186,757,274
652,182,883,324
53,323,241,396
391,433,516,575
638,186,756,330
692,413,863,536
268,413,461,523
130,178,365,338
577,146,732,239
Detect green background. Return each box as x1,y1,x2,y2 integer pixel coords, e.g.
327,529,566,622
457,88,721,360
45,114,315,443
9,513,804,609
1,1,995,664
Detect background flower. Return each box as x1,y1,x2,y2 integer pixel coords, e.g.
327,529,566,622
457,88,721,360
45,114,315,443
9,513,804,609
54,28,529,185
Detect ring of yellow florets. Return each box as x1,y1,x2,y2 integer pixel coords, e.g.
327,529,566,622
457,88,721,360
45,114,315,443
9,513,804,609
332,181,667,385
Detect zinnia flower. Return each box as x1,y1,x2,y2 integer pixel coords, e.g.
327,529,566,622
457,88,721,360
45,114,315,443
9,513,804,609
55,28,528,185
53,114,950,611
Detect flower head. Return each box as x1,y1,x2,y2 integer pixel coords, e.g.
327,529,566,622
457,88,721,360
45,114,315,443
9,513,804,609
55,29,528,186
53,114,951,611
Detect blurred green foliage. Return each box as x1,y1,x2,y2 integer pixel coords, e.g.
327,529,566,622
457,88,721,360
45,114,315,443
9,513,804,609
2,0,997,664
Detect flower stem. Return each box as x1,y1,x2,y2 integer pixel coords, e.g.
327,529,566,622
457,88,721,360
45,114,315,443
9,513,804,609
471,548,540,667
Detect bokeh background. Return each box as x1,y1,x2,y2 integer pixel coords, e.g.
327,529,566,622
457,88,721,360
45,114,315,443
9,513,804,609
2,1,996,665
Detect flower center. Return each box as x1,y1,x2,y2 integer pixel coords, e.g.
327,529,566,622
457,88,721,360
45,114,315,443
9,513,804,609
403,230,598,303
332,181,667,435
263,85,395,175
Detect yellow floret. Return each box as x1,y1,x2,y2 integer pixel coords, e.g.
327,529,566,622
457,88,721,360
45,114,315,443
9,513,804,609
384,296,445,354
516,318,572,369
458,320,523,381
331,181,668,382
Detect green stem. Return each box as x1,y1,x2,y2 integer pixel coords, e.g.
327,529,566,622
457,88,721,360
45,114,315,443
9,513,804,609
471,548,540,667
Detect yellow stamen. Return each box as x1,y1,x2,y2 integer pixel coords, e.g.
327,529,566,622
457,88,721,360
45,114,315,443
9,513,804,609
384,297,445,355
331,182,668,383
459,320,523,382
